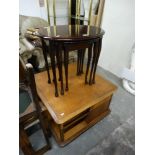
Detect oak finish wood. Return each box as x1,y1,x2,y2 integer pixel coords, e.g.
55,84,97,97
35,63,116,124
35,63,117,146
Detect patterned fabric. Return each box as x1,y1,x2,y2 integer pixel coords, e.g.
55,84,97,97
21,16,48,36
19,15,48,69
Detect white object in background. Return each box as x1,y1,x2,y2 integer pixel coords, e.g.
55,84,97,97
121,68,135,83
19,38,45,69
22,38,34,51
121,44,135,95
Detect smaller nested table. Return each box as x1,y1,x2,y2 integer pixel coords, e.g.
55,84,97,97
35,25,105,97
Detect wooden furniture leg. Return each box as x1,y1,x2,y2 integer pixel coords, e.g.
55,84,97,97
59,45,64,95
20,123,51,155
85,44,92,84
19,57,51,154
78,50,83,75
77,50,81,75
27,63,52,149
49,42,59,97
19,124,35,155
89,41,97,85
42,111,52,137
77,49,85,75
55,44,61,82
41,39,51,84
64,46,69,91
56,44,64,95
80,49,85,74
37,114,51,150
92,38,102,84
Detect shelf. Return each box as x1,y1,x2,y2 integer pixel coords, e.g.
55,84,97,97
50,108,110,146
49,15,89,22
49,95,112,146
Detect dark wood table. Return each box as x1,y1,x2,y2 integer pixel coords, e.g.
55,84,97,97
35,25,105,97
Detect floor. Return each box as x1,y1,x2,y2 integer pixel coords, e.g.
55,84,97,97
20,66,135,155
86,116,135,155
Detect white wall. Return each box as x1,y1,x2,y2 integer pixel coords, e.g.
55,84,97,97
98,0,135,77
19,0,69,25
19,0,41,17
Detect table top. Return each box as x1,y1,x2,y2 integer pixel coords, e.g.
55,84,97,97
34,25,105,41
35,63,117,124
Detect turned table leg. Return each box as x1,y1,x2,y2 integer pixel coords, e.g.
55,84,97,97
64,46,69,91
77,50,80,75
56,44,64,95
49,42,59,97
92,38,102,84
56,48,61,82
85,44,92,84
89,41,97,85
41,39,51,84
77,49,85,75
80,49,85,74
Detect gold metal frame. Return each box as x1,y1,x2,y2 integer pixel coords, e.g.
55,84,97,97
75,0,81,25
75,0,78,25
88,0,93,26
68,0,71,25
46,0,50,26
77,0,81,17
46,0,93,26
53,0,56,26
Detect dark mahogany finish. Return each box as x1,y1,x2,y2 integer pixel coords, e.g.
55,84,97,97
35,25,105,97
36,25,104,41
41,38,51,84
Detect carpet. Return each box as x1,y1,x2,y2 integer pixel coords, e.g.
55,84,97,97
86,116,135,155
